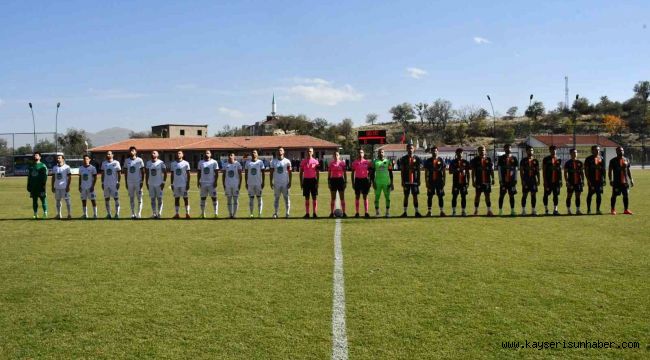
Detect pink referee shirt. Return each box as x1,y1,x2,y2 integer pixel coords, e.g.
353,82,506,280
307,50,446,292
351,159,370,179
328,160,346,178
300,158,319,179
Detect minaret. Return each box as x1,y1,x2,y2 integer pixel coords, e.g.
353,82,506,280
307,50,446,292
271,93,277,116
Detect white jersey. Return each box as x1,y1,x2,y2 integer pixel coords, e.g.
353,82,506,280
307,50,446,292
223,161,242,188
146,159,166,187
79,164,97,190
171,160,191,188
198,159,219,184
245,159,265,187
124,157,145,184
271,158,292,186
101,160,122,187
52,164,71,190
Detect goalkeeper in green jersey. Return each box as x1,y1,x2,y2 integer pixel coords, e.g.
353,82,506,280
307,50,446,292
26,152,48,219
370,148,394,217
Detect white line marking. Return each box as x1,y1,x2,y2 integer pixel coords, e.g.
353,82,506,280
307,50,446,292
332,218,348,360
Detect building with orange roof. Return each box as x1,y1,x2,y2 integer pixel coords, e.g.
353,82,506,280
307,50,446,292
89,135,340,169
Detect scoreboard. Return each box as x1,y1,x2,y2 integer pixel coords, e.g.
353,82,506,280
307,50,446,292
357,130,387,145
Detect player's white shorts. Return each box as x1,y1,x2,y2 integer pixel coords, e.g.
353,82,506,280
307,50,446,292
273,183,289,198
79,188,96,201
148,185,163,199
173,186,189,198
103,184,119,199
248,184,262,197
200,184,217,198
127,183,143,199
225,185,239,197
54,189,70,201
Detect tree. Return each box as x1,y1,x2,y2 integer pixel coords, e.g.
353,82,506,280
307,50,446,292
415,102,429,125
336,118,356,154
273,114,313,135
0,138,8,156
425,99,453,131
525,101,545,119
15,139,56,154
505,106,518,119
34,139,57,153
495,124,515,144
633,80,650,99
455,122,468,145
595,96,623,116
389,103,416,127
365,113,378,125
214,125,248,137
602,115,626,138
57,128,92,155
16,145,33,155
129,130,154,138
312,118,329,139
468,115,488,137
572,97,593,115
456,106,488,137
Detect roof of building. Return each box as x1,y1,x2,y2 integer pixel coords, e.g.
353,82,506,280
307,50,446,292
89,135,340,152
530,135,619,147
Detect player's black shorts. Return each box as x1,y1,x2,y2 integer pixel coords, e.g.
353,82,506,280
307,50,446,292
328,177,346,192
30,190,47,198
403,184,420,196
475,183,491,194
544,183,561,196
587,182,604,194
567,183,583,193
354,178,371,196
452,184,468,196
522,180,538,193
427,181,445,196
611,184,629,196
302,178,318,197
499,182,517,195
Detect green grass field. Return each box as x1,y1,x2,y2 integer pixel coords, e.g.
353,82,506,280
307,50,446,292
0,172,648,359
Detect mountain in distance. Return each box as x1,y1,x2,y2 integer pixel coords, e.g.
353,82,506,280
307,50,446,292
87,127,134,147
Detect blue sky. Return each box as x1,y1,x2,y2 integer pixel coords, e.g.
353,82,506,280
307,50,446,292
1,0,648,135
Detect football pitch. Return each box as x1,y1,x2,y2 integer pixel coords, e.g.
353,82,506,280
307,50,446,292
0,172,648,359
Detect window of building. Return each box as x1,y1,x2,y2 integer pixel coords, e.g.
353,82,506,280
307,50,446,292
197,130,203,136
180,129,185,136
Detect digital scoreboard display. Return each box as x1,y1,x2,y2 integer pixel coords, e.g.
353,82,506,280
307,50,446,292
357,130,387,145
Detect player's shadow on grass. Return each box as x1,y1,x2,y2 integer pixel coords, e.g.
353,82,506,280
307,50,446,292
0,214,599,221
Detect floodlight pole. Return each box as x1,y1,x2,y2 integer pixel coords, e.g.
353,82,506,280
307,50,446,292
573,94,579,149
29,103,36,151
487,95,497,160
528,94,534,145
55,102,61,154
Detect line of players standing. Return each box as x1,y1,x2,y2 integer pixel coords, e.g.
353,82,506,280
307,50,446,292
384,142,634,217
26,142,635,219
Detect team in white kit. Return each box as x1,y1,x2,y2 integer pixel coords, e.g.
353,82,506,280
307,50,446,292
55,146,296,219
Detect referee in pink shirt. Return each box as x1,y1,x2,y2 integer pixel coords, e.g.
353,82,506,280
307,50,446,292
300,147,320,218
328,151,348,218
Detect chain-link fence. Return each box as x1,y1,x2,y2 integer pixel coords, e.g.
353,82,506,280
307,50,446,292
0,132,59,175
624,145,650,168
